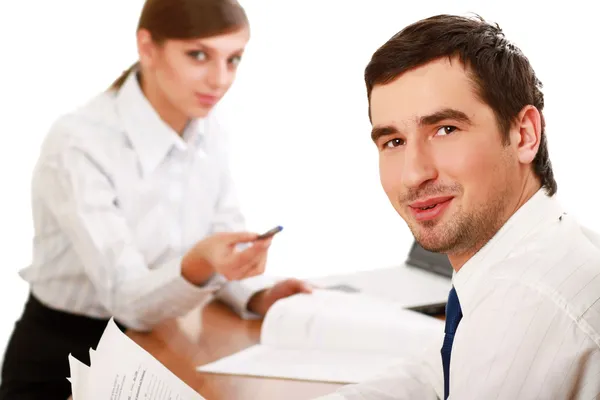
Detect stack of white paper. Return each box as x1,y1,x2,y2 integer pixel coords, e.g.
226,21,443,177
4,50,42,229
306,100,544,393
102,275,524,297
198,289,444,384
68,318,205,400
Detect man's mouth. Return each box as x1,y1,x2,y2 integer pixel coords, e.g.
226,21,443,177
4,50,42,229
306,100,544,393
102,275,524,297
408,197,454,221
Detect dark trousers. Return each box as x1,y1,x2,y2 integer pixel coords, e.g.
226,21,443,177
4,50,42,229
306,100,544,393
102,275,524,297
0,294,125,400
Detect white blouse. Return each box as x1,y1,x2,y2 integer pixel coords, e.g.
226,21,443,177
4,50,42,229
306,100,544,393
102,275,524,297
19,70,272,331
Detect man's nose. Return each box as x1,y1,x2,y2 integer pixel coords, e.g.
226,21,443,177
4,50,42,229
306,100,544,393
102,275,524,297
401,142,438,190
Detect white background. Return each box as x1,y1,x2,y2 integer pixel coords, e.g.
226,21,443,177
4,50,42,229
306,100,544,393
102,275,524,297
0,0,597,358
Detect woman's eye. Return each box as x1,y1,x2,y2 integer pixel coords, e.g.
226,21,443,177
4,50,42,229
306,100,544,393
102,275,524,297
189,51,207,61
436,126,457,136
384,138,405,149
229,55,242,66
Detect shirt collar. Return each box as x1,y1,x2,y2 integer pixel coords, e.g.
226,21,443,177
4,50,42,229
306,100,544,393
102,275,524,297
115,68,206,175
453,188,565,316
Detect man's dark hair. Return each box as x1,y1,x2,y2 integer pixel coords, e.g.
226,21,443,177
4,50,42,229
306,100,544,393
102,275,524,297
365,14,556,196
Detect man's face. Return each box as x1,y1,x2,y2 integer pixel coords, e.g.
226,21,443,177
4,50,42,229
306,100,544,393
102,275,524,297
370,57,520,255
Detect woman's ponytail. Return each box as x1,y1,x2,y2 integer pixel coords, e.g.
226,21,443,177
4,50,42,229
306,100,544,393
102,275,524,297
108,62,140,91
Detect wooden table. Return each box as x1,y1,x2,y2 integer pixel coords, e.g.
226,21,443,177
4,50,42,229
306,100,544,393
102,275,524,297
127,300,344,399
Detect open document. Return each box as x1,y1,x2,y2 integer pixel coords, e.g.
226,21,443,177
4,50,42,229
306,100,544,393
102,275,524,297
197,289,444,384
68,318,204,400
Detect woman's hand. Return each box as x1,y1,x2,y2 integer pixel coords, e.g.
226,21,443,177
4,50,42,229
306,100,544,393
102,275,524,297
181,232,272,285
247,278,314,316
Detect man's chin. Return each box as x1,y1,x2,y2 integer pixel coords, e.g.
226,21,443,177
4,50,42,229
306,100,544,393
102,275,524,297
411,225,453,254
409,215,444,235
417,241,449,254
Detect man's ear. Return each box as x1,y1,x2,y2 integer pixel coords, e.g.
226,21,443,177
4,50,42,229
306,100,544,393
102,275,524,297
511,105,542,165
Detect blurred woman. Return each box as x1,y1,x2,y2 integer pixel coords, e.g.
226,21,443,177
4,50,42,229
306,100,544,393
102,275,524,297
0,0,310,398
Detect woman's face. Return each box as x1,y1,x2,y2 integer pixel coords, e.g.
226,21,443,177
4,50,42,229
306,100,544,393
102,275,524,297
138,26,250,126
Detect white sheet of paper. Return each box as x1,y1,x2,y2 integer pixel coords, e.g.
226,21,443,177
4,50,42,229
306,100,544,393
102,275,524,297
197,344,407,383
260,290,443,355
197,290,444,383
68,353,90,399
69,319,205,400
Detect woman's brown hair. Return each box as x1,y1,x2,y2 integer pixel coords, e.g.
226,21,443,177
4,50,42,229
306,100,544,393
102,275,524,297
109,0,248,91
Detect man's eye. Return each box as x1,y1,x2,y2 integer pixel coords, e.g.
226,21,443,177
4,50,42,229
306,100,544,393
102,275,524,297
436,126,457,136
384,138,405,148
188,51,207,61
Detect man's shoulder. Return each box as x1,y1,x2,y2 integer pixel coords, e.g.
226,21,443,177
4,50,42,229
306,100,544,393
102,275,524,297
489,216,600,343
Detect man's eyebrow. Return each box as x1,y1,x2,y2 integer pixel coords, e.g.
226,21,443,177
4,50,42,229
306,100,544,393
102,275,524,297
370,108,472,143
419,108,472,127
371,125,399,143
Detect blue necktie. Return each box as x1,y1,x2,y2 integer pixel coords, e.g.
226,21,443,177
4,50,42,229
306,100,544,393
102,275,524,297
441,286,462,400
